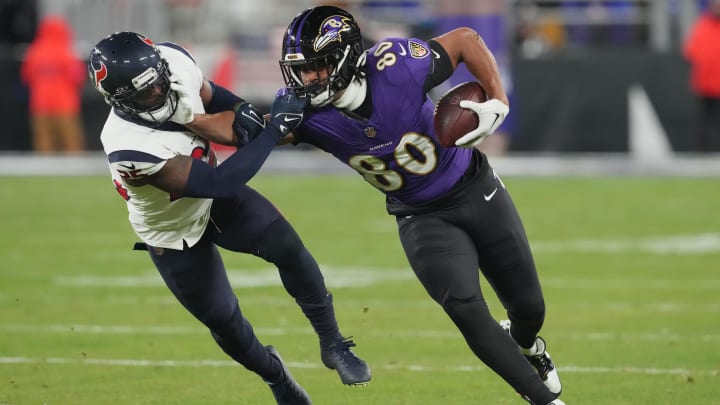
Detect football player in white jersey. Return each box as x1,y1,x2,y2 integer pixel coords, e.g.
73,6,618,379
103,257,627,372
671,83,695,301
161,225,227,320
88,31,370,404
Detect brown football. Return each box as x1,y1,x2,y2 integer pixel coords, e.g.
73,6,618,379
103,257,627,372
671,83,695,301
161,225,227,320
433,82,488,147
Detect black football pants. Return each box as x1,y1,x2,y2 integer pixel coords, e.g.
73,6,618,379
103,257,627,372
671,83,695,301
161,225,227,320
147,185,339,382
396,160,555,404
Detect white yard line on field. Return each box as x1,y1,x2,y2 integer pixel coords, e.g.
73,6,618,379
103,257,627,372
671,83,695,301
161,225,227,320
51,271,720,291
3,324,720,342
0,356,717,377
531,233,720,254
46,233,720,289
53,266,415,288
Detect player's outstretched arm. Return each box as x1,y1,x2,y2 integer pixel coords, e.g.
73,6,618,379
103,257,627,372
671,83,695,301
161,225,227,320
135,93,307,198
184,110,237,146
182,79,269,147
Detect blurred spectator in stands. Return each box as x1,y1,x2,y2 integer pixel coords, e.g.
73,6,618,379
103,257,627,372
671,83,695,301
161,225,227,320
683,0,720,151
20,15,86,154
165,0,202,44
515,0,566,58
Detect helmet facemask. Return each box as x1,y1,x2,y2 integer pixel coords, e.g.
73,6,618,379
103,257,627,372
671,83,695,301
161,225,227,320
108,58,176,124
281,45,356,107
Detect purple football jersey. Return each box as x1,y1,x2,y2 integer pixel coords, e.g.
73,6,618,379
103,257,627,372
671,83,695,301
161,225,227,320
296,37,472,204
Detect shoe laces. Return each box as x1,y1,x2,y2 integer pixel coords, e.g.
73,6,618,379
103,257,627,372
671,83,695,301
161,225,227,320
327,337,362,364
528,352,554,380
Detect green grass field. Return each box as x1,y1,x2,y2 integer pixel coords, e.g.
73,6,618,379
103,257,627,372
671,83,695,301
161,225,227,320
1,174,718,404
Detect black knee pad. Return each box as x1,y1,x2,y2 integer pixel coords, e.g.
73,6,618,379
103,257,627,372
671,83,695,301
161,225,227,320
254,217,306,265
254,217,326,301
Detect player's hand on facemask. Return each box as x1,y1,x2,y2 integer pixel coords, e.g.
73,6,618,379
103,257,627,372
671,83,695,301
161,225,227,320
169,76,195,125
268,92,308,136
232,102,266,146
454,99,509,148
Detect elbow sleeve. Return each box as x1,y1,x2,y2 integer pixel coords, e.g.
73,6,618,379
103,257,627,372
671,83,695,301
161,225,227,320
206,81,245,114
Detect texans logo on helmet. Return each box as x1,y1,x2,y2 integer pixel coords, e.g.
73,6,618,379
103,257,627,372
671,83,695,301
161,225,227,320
313,15,352,52
92,61,108,88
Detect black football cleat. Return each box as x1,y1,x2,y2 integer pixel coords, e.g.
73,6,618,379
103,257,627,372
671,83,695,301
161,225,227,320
320,337,371,386
525,337,562,395
500,320,562,396
265,346,312,405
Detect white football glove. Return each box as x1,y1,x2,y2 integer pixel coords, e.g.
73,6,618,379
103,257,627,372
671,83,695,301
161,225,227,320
454,98,509,148
169,77,195,125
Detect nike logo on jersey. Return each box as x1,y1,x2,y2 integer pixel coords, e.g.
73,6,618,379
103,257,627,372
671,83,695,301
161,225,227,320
119,163,136,170
484,188,498,201
242,110,266,128
398,44,407,55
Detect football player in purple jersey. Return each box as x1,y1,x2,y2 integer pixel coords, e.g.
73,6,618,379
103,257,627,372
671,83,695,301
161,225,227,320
88,31,371,404
273,5,564,405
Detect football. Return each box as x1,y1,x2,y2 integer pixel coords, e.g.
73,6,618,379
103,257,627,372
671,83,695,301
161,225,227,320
433,81,487,147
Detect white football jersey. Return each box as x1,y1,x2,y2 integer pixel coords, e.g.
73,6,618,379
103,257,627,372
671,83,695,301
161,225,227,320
100,43,213,250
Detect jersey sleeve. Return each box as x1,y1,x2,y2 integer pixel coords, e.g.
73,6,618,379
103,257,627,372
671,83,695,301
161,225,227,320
108,150,168,179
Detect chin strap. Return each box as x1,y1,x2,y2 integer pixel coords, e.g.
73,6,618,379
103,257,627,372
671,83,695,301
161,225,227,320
137,91,178,123
332,78,367,111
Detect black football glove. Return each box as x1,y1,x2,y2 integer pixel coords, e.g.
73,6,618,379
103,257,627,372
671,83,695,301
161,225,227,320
232,102,266,146
267,93,307,136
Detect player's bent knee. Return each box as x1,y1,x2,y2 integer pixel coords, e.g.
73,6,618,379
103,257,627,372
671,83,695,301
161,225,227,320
507,300,546,325
442,294,494,326
254,217,306,262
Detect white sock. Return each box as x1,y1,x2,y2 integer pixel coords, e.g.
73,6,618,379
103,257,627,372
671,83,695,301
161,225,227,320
521,341,538,356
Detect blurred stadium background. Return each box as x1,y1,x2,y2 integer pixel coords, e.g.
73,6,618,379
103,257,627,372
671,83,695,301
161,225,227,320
0,0,719,174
